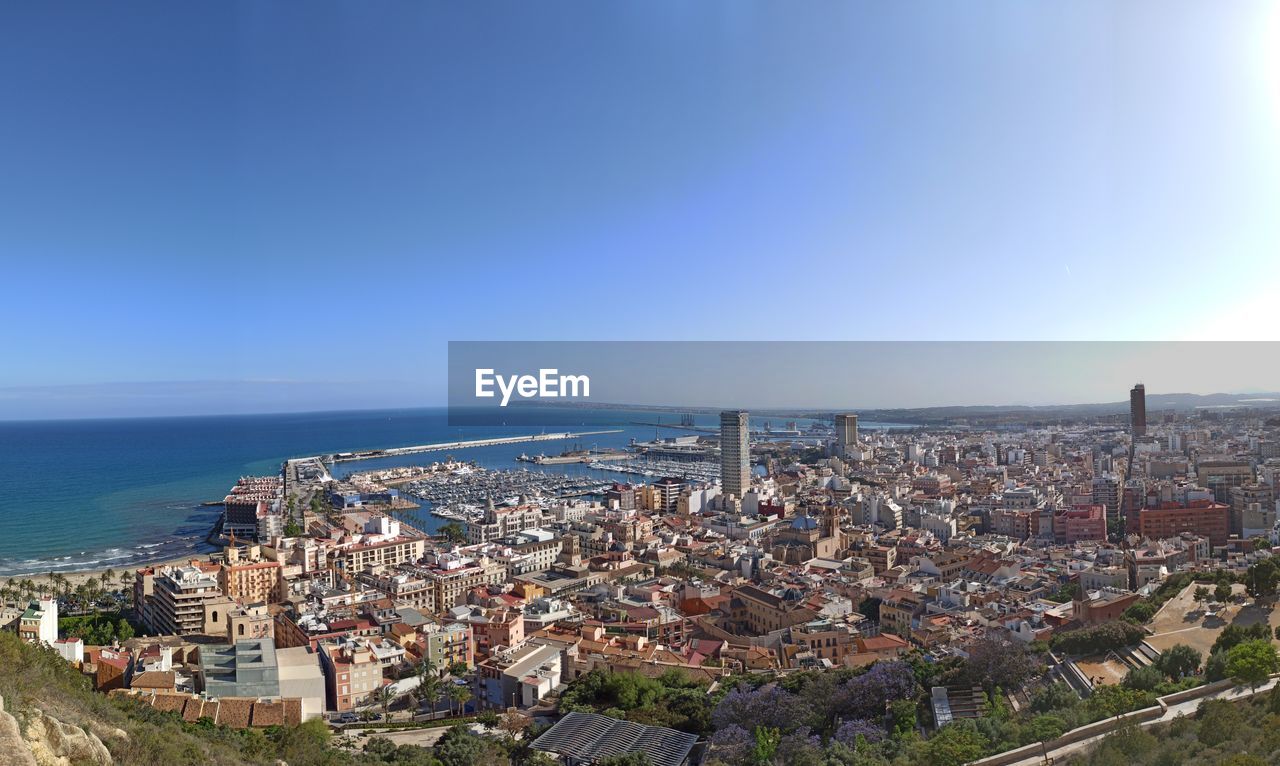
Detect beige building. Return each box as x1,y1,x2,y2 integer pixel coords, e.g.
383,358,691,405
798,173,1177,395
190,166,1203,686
359,570,436,613
319,640,384,712
338,535,426,575
464,502,545,544
416,553,507,611
220,557,284,605
203,597,274,642
150,566,224,636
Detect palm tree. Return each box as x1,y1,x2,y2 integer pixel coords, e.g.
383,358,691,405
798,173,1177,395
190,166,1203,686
102,568,116,593
417,673,442,719
50,572,67,600
447,684,471,717
376,685,395,723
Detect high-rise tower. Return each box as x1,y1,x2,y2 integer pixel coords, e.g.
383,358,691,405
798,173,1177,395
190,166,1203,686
835,413,859,456
720,410,750,498
1130,383,1147,438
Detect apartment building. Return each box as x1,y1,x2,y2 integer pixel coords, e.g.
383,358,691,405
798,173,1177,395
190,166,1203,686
220,557,284,605
1138,500,1231,546
18,597,57,645
337,535,426,575
319,639,384,711
418,553,507,611
417,621,474,671
150,565,224,636
464,503,545,544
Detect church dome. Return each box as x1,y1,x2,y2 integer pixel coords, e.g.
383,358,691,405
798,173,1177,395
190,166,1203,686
791,514,818,531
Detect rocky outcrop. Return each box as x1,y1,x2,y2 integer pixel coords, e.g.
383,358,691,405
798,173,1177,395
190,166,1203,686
0,695,114,766
0,695,39,766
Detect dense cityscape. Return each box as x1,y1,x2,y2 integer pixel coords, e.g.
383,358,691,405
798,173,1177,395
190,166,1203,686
5,387,1280,765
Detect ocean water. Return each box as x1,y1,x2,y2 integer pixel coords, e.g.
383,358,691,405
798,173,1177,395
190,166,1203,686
0,407,909,577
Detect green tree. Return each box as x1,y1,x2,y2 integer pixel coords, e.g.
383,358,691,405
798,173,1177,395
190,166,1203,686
1206,650,1230,682
1157,644,1202,680
1085,685,1155,718
439,522,466,543
433,725,488,766
1122,665,1164,692
1030,682,1079,714
597,753,653,766
447,683,472,717
376,685,396,723
922,723,989,766
1245,558,1279,600
1122,601,1155,624
1194,585,1210,604
857,597,882,622
416,673,443,718
1215,582,1233,603
1226,639,1278,691
1211,622,1272,655
1197,698,1244,746
751,726,781,765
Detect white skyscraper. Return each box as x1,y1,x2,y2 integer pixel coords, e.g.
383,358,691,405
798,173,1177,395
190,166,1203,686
720,410,750,498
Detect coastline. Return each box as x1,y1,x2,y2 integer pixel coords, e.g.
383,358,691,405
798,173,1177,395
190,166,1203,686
4,553,211,593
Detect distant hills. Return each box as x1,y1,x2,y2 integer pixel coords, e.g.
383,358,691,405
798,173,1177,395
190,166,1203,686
850,392,1280,426
522,392,1280,426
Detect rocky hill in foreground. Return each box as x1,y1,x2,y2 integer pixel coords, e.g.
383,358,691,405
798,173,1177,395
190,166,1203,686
0,630,339,766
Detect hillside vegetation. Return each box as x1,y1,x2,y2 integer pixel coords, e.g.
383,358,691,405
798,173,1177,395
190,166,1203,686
1067,686,1280,766
0,631,513,766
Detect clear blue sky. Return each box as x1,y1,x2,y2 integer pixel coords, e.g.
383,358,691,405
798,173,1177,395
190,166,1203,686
1,2,1277,418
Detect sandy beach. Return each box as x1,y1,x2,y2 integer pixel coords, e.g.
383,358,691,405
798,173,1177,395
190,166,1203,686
3,554,214,595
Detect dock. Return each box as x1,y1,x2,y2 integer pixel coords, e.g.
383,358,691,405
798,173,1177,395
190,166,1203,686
323,430,625,463
630,421,717,434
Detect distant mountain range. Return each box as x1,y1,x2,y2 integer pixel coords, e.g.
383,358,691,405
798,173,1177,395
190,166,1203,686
522,392,1280,426
850,392,1280,425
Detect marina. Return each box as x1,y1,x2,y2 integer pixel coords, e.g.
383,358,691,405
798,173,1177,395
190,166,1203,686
395,466,613,521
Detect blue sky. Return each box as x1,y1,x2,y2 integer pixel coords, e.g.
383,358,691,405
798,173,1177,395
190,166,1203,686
1,2,1278,418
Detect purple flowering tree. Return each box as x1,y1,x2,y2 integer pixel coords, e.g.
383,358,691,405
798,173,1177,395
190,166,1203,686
707,724,754,763
832,661,919,720
833,718,886,747
711,683,809,733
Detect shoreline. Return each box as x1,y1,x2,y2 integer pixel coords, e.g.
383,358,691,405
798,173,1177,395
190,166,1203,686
3,552,213,594
2,502,226,587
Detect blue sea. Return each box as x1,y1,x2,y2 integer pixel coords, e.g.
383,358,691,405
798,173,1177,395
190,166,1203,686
0,407,910,577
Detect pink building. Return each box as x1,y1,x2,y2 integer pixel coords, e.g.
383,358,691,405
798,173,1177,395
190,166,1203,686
1053,505,1107,543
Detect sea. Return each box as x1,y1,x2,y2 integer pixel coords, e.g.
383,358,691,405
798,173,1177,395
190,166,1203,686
0,406,912,577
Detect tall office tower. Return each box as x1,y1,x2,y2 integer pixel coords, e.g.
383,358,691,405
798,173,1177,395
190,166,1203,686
720,410,750,498
835,413,859,456
1130,383,1147,438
